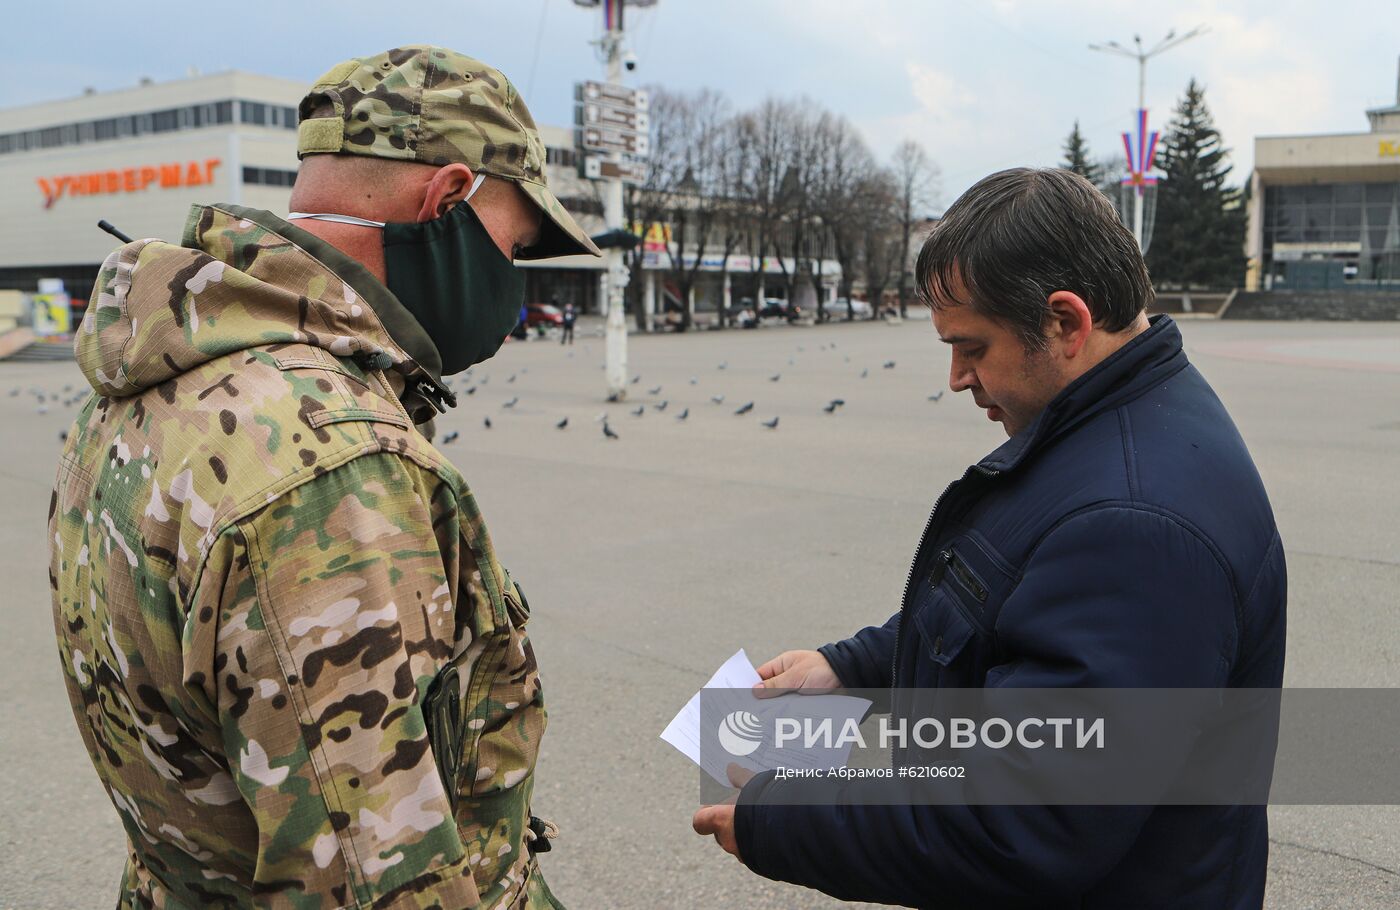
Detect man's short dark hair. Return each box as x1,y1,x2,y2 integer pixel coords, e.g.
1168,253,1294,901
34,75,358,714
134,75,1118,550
915,167,1153,349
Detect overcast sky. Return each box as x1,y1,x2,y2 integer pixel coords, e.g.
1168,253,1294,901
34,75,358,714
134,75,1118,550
5,0,1397,210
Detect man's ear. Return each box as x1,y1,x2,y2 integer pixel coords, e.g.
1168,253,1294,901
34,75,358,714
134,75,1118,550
1045,290,1094,359
417,163,475,222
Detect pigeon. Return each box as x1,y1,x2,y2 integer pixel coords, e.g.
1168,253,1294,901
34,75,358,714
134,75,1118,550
465,386,477,395
830,398,846,407
710,394,726,405
761,416,780,429
8,388,17,397
606,391,623,403
689,376,698,385
630,375,641,385
441,430,460,444
648,385,662,395
831,342,837,349
676,408,689,421
797,346,805,353
734,402,754,415
556,417,569,429
770,374,782,382
788,357,795,366
928,391,945,402
520,368,528,374
884,360,896,369
479,376,490,385
717,361,728,370
502,397,519,409
860,368,869,378
59,430,68,442
603,422,619,440
631,405,645,417
62,384,72,393
844,356,851,363
507,374,517,383
823,401,839,413
483,417,492,429
654,400,668,412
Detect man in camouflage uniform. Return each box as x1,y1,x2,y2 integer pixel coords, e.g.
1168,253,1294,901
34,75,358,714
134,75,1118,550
48,46,598,909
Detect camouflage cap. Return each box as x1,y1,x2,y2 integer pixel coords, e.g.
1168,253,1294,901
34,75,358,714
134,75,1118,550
298,46,600,259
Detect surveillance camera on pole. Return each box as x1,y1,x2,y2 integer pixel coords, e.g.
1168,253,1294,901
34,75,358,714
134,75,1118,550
572,0,657,401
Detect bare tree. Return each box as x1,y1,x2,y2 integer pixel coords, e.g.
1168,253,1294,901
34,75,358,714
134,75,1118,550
734,99,801,311
860,169,904,316
770,102,822,312
657,89,736,331
890,139,939,317
810,113,875,320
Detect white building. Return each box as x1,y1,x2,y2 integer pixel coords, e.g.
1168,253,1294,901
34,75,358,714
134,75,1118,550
1245,61,1400,291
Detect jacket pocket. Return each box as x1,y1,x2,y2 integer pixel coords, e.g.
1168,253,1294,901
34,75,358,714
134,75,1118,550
913,587,978,669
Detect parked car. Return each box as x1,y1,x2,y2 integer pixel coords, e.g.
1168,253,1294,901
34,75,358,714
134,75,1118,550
758,298,803,322
525,303,564,328
821,298,872,320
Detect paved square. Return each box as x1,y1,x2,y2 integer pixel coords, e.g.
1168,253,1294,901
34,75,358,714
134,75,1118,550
3,315,1397,908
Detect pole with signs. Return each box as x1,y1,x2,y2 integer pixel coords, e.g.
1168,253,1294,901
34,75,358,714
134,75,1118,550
573,0,655,401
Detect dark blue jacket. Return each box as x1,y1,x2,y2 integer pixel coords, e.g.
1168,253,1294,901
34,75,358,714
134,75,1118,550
734,316,1287,909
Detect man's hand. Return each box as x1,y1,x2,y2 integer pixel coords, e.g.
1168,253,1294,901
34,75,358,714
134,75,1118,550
753,650,844,698
692,764,754,861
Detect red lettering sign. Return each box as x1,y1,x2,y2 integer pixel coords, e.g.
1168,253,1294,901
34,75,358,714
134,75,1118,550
37,159,224,209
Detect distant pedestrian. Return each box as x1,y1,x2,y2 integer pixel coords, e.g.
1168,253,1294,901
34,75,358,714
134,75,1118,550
561,302,577,345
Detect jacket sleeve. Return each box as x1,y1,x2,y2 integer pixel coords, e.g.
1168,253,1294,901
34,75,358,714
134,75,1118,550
818,611,900,690
204,452,479,909
734,506,1238,907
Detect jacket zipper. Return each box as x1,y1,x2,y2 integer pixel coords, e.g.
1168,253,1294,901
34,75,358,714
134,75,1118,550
891,465,1000,688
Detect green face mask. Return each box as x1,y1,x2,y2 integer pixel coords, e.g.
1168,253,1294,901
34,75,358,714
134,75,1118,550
288,174,525,375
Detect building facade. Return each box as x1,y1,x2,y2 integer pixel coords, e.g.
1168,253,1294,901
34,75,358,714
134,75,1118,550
0,72,615,311
1246,62,1400,291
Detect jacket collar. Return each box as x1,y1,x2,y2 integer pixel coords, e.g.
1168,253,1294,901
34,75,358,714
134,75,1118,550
979,314,1189,473
214,204,456,421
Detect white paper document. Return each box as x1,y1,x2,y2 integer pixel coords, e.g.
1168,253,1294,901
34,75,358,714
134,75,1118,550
659,649,873,786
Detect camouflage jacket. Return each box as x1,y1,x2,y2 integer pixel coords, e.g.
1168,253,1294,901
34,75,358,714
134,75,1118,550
48,204,559,910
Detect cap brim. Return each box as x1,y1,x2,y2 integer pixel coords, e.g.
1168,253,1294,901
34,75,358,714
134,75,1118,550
514,180,602,259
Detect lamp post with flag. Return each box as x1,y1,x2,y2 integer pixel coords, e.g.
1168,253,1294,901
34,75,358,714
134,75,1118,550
1089,26,1206,252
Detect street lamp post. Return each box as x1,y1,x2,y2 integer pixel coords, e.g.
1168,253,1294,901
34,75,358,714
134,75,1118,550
1089,26,1207,251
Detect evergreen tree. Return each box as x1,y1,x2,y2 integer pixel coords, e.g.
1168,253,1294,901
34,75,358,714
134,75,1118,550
1061,120,1100,184
1147,79,1246,288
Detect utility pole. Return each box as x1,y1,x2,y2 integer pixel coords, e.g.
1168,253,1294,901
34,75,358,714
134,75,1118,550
574,0,654,400
1089,26,1206,250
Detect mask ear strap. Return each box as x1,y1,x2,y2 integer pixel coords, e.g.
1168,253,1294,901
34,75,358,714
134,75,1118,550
286,212,386,228
465,172,487,202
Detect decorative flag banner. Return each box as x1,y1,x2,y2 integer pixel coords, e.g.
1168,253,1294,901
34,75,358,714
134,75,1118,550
1121,108,1161,196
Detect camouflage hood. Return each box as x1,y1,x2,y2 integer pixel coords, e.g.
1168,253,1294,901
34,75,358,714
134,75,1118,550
76,203,455,421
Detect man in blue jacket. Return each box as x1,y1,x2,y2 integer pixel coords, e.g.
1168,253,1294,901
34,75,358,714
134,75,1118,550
693,167,1286,908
